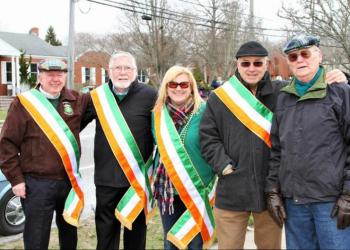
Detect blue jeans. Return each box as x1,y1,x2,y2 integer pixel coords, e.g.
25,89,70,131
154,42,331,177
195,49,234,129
158,195,203,250
285,198,350,249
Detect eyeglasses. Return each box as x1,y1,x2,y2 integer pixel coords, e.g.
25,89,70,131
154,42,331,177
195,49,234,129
167,81,190,89
287,49,312,62
239,61,264,68
110,65,134,72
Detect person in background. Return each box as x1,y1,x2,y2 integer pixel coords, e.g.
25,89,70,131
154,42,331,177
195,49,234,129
0,58,89,250
152,65,216,250
266,34,350,249
200,40,348,249
82,51,157,250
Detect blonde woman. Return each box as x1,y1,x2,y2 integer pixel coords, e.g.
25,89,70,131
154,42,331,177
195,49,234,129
152,66,216,250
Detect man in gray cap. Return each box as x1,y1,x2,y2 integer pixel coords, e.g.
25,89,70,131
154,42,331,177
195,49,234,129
0,58,89,249
200,40,348,249
266,34,350,249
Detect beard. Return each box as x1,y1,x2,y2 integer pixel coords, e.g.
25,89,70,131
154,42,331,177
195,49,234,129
112,80,132,89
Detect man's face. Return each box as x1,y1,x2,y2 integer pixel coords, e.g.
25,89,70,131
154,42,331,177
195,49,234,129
38,70,66,96
237,56,268,85
286,46,322,83
108,56,137,89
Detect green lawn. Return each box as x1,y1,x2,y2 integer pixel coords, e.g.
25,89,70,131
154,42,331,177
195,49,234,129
0,110,7,120
0,212,164,249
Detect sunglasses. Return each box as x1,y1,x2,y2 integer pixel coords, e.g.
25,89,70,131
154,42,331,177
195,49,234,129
168,81,190,89
239,61,264,68
287,49,312,62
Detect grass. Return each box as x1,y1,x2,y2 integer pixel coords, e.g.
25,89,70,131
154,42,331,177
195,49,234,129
0,110,7,120
0,212,164,249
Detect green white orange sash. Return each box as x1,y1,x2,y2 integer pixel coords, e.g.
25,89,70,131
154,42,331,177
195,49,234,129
18,89,83,227
91,84,154,230
154,106,216,249
214,76,273,147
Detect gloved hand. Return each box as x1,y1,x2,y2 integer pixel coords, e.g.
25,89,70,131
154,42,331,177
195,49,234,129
331,192,350,229
266,188,287,228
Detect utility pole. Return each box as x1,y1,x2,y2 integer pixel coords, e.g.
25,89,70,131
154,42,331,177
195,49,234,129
67,0,76,89
249,0,255,39
311,0,315,33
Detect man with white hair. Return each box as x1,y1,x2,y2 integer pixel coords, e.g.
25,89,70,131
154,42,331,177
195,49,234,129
266,34,350,249
82,51,157,250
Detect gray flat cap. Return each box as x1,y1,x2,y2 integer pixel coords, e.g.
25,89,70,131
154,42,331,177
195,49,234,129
283,34,320,54
38,58,67,72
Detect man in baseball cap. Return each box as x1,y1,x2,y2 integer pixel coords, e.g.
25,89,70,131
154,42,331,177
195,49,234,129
200,39,349,249
0,57,89,249
266,33,350,249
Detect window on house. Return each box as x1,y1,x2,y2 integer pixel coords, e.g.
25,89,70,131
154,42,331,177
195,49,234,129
138,69,147,83
101,68,109,84
30,63,38,82
6,62,12,83
85,68,91,83
82,67,96,84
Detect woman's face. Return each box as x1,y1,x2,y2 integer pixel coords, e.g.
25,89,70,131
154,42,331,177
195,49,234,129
167,73,192,107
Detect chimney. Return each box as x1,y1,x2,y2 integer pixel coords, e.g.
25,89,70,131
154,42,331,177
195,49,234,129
29,27,39,37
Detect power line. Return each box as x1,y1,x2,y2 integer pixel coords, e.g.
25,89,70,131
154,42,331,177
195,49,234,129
87,0,298,38
86,0,350,41
176,0,290,24
125,0,300,33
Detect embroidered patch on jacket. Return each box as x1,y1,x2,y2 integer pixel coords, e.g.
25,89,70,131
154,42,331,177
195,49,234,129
63,102,74,116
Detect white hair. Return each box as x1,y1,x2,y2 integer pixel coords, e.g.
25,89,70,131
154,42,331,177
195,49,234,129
109,51,137,71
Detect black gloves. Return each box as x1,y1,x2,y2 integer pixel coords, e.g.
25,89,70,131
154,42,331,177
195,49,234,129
266,188,287,228
331,192,350,229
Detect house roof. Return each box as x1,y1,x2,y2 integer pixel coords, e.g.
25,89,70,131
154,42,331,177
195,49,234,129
0,38,20,56
0,32,67,58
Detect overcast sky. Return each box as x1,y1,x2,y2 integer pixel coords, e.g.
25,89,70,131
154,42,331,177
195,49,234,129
0,0,287,44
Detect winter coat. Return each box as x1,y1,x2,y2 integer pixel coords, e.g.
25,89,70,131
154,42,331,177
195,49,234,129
200,72,285,212
82,80,157,188
266,71,350,204
0,86,90,186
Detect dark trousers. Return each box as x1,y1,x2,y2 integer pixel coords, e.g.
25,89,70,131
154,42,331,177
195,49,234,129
21,176,77,250
95,185,147,250
158,195,203,250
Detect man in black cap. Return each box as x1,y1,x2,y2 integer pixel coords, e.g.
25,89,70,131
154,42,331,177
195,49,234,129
199,40,348,249
266,34,350,249
0,58,89,249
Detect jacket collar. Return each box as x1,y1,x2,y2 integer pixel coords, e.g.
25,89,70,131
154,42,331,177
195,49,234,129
235,70,274,97
281,66,327,101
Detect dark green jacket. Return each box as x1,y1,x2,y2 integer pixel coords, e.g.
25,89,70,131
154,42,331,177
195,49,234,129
266,71,350,203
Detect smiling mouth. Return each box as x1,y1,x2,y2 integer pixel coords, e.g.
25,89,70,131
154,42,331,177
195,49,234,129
297,66,307,69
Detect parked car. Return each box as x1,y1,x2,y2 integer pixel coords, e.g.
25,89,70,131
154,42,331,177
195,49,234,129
0,172,25,235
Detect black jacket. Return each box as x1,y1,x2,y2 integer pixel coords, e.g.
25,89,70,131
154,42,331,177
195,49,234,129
82,80,157,187
200,72,286,212
266,78,350,204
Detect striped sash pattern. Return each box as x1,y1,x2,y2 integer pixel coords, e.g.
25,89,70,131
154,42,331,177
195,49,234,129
18,89,83,227
214,76,273,147
154,106,215,249
91,84,154,229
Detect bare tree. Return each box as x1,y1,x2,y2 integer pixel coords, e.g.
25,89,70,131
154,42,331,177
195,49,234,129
114,0,189,85
279,0,350,71
185,0,254,84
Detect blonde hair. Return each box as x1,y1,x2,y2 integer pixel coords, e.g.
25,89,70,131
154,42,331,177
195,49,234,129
153,65,203,113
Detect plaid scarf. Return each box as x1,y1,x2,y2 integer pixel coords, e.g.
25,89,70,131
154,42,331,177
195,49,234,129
154,99,194,215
